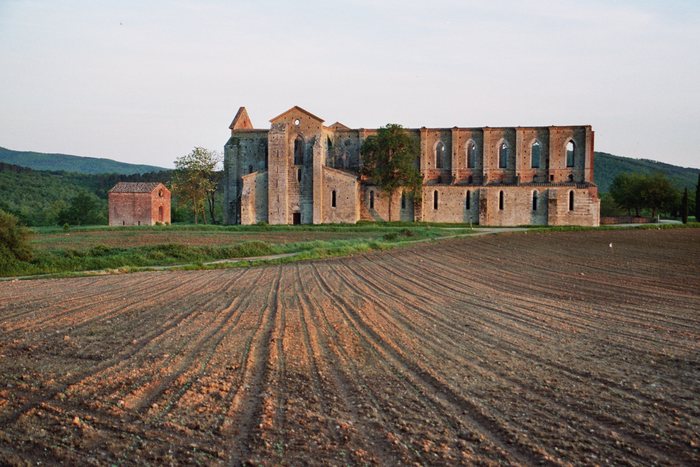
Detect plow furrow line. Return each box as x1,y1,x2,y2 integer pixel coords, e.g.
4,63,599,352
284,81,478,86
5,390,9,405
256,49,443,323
341,257,699,438
118,269,260,414
385,249,697,354
309,262,541,465
0,273,235,426
378,254,700,417
295,264,407,464
218,266,282,465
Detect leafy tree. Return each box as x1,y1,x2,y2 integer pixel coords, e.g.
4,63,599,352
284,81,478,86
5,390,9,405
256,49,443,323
640,172,678,219
0,209,33,273
173,147,221,224
681,188,688,224
360,124,422,221
57,191,106,226
609,173,645,216
609,172,678,218
599,192,625,217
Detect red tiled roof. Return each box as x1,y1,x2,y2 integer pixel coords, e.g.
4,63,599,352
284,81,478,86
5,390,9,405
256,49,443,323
108,182,164,193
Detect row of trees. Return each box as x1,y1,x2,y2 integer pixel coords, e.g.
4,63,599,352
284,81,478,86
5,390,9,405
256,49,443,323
609,172,699,221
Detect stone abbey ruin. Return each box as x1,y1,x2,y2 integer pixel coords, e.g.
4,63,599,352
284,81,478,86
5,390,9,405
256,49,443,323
223,106,600,226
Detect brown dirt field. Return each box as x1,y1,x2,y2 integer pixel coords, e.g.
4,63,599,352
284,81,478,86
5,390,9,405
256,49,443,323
32,229,379,250
1,228,698,465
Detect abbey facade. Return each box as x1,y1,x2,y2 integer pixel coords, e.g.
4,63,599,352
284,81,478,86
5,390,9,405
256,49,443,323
223,106,599,226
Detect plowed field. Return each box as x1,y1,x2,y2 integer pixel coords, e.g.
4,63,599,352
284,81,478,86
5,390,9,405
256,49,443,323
1,228,698,465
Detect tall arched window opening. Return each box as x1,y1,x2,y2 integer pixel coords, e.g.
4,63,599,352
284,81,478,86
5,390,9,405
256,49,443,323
369,190,375,209
435,141,445,169
499,142,509,169
566,140,575,168
569,191,575,211
401,192,406,210
531,141,541,169
467,141,476,168
499,191,504,210
532,191,538,211
433,190,439,210
331,190,337,208
466,190,471,210
294,136,304,165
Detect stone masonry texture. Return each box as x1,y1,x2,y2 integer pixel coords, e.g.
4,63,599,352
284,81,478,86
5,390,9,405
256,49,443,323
223,106,599,226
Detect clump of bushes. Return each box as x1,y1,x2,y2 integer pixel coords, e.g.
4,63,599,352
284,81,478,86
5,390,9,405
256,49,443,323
0,209,34,274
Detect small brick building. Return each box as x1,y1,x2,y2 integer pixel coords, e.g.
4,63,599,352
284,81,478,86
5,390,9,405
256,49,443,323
108,182,171,226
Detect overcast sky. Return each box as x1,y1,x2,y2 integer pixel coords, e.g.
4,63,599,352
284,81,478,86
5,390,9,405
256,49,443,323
1,0,699,169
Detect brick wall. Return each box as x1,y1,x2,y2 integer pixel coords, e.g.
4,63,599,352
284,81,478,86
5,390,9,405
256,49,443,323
321,167,359,223
109,187,171,226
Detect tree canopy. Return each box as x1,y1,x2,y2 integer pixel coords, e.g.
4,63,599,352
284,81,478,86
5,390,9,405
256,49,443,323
360,124,422,219
173,147,221,224
57,191,106,226
0,209,33,274
609,172,679,218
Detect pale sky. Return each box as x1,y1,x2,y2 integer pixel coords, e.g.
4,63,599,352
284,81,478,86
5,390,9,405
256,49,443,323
1,0,699,169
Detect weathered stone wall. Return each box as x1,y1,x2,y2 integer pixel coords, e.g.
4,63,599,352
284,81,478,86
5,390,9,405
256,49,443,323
360,186,416,222
224,106,598,227
478,186,548,226
548,127,587,183
240,172,268,225
515,127,550,183
267,124,289,224
420,186,480,224
149,188,171,225
223,130,268,224
109,193,153,226
326,129,362,171
321,167,359,223
483,128,517,184
451,128,484,184
421,128,453,184
547,186,600,226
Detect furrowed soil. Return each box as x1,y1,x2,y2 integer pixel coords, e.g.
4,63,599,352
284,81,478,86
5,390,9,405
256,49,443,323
0,228,698,465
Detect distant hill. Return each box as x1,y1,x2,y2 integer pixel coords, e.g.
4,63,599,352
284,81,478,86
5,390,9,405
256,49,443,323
594,152,698,193
0,146,167,175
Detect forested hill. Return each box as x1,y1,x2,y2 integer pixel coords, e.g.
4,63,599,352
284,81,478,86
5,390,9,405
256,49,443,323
0,146,167,175
0,162,172,226
594,152,698,193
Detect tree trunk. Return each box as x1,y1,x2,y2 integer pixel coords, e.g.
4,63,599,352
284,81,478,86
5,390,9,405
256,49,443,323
207,191,217,224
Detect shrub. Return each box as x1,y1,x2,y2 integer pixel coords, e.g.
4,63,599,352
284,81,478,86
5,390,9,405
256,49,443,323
0,210,32,272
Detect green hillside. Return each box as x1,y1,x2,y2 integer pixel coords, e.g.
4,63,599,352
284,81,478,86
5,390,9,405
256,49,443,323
0,163,173,226
594,152,698,193
0,146,167,175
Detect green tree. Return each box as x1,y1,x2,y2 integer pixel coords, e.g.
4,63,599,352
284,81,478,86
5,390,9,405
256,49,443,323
173,147,221,224
0,209,33,273
609,173,645,216
681,188,688,224
610,172,678,218
640,172,678,219
360,124,422,221
57,191,106,226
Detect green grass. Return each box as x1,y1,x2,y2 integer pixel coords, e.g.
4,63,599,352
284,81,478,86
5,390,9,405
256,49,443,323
3,223,469,278
5,222,697,279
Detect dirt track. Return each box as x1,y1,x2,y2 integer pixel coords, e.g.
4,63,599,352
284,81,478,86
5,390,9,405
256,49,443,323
1,228,698,465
